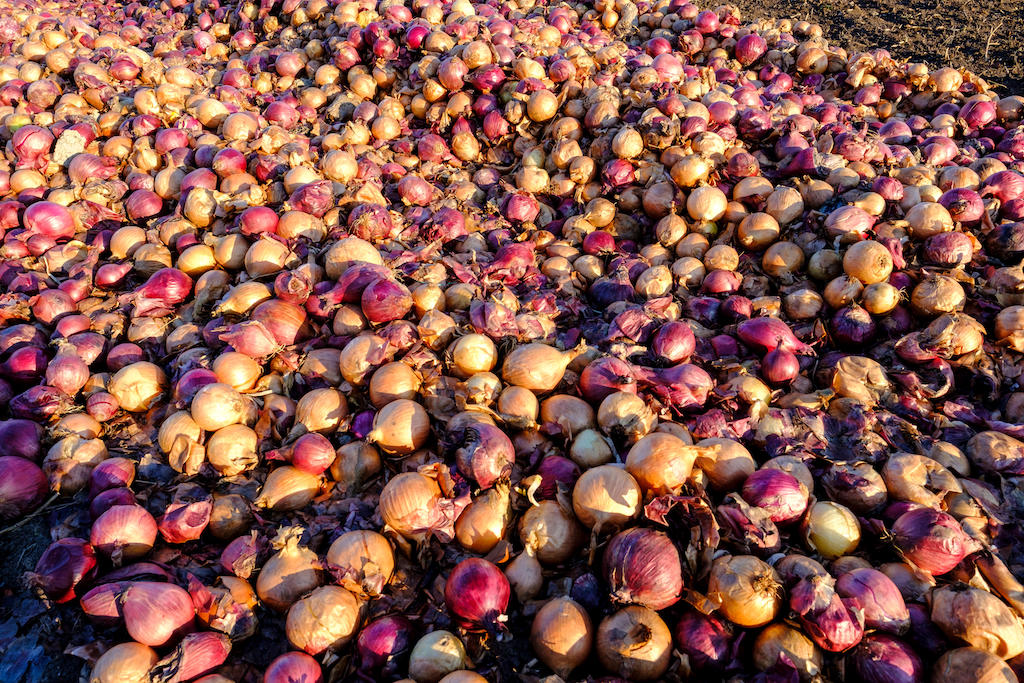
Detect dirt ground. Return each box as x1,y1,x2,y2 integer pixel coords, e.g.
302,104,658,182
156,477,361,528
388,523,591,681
742,0,1024,93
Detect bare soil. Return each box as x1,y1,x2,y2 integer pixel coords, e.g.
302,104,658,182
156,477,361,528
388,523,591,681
742,0,1024,93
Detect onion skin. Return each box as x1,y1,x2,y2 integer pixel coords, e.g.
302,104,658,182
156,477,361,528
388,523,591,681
596,605,673,681
892,508,971,576
444,558,510,632
530,597,593,678
603,527,683,610
850,634,924,683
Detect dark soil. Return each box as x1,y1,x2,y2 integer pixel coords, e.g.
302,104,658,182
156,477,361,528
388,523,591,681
741,0,1024,93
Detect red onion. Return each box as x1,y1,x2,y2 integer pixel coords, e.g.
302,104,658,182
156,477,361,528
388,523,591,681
272,433,335,475
453,422,515,488
836,568,909,634
737,321,806,358
503,193,540,223
603,527,683,610
23,201,74,240
892,508,971,575
790,574,864,652
535,456,580,499
106,343,145,371
982,170,1024,203
741,469,808,523
635,363,714,410
831,306,876,347
90,487,136,519
121,581,195,647
32,289,75,325
125,189,163,221
716,494,782,557
701,269,743,295
674,612,735,674
602,159,635,187
158,484,213,543
150,631,232,683
45,353,89,396
0,419,43,460
357,614,415,677
579,357,638,403
289,180,334,217
221,533,262,579
219,321,281,360
86,392,119,422
237,206,279,236
265,652,323,683
651,321,696,363
938,189,984,224
29,538,97,603
129,268,193,317
922,231,974,266
11,125,54,170
761,347,800,384
0,456,47,520
90,504,158,561
361,278,412,324
849,634,924,683
80,581,129,624
444,558,510,632
397,175,434,205
1,345,48,384
11,385,73,422
89,457,135,497
67,154,118,185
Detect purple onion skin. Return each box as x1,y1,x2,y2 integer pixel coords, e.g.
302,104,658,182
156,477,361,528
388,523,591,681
357,615,415,677
835,568,909,634
603,527,683,610
849,634,924,683
674,612,736,674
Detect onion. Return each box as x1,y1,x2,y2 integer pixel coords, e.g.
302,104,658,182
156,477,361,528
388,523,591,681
326,530,395,596
91,642,158,683
708,554,782,628
286,585,362,655
357,615,415,677
519,500,586,565
29,538,96,603
444,558,510,633
256,526,323,611
0,456,46,520
121,581,195,647
530,597,593,678
596,606,673,681
892,508,971,575
753,623,822,677
933,648,1017,683
931,584,1024,659
603,527,682,609
572,465,642,533
790,573,864,652
502,343,581,393
741,468,808,523
264,652,323,683
409,631,467,683
803,501,861,559
90,505,157,563
849,634,924,683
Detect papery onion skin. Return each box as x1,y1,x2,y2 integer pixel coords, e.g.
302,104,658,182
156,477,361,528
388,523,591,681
444,558,510,632
603,527,683,610
596,605,673,681
530,597,593,678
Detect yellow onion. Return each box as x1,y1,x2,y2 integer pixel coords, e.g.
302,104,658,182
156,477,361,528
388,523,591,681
367,399,431,454
506,547,544,601
286,585,362,655
933,647,1017,683
294,388,348,434
598,391,657,442
931,585,1024,659
501,343,582,393
802,501,861,558
752,623,822,677
369,362,421,408
408,631,467,683
90,642,158,683
107,362,166,412
256,526,323,611
256,466,321,511
206,424,258,476
212,352,262,391
190,383,254,431
708,554,782,627
530,597,593,679
625,432,706,495
329,441,382,495
596,606,672,681
326,530,395,596
519,499,586,565
570,429,615,468
379,471,450,542
695,438,755,490
455,483,511,553
571,465,642,533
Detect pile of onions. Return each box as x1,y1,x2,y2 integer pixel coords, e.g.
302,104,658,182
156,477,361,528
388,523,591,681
1,0,1024,680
